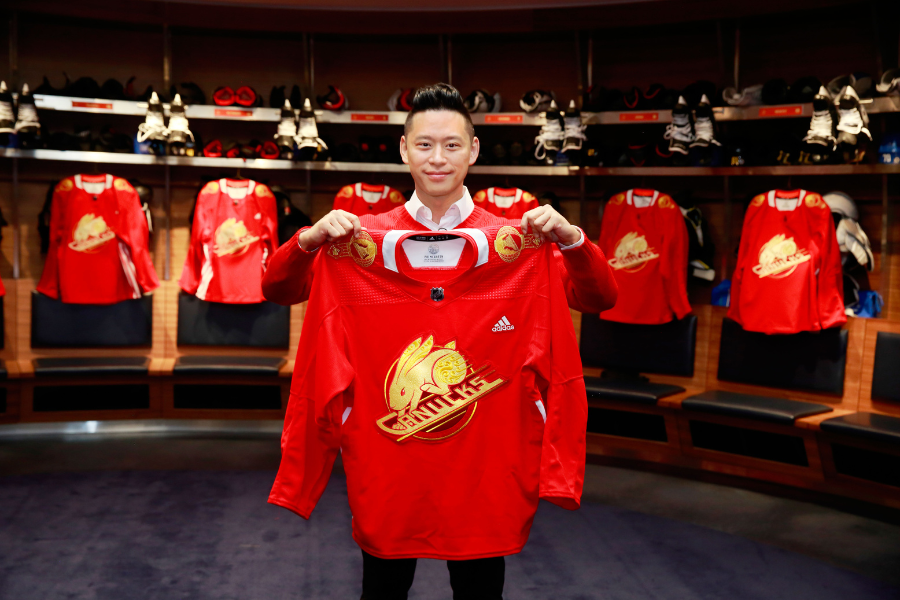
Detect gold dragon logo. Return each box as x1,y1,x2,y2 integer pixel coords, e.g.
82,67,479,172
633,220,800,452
327,230,377,267
69,214,116,252
376,335,507,443
752,234,811,279
213,218,259,257
607,232,660,272
494,225,542,263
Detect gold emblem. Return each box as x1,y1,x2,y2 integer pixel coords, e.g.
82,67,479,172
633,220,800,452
658,195,675,209
750,195,765,207
389,190,404,204
69,214,116,252
213,218,259,257
376,335,508,442
113,178,131,191
55,178,74,193
752,234,811,278
473,190,486,203
494,225,542,263
255,185,273,198
608,193,625,206
608,232,660,272
338,185,354,198
523,192,536,203
804,194,826,209
202,181,220,194
326,230,377,267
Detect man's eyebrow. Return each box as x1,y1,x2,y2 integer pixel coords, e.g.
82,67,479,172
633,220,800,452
414,134,464,142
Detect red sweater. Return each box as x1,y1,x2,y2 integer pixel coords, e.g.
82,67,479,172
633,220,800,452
261,205,618,315
269,226,586,559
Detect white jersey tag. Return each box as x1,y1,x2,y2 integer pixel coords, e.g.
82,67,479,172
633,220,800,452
401,235,467,268
775,198,799,211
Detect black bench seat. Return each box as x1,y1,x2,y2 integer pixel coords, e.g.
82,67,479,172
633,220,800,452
32,356,150,377
820,412,900,445
584,377,685,405
173,356,286,377
682,390,833,426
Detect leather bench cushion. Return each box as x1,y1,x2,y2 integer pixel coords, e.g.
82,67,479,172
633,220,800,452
682,390,833,425
580,315,697,377
820,412,900,445
872,332,900,403
173,356,286,376
33,356,150,377
584,377,684,405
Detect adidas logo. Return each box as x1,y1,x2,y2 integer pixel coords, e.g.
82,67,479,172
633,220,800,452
492,316,515,332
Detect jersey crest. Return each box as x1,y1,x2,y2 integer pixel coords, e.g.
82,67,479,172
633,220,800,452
389,190,405,204
338,185,354,199
376,335,508,442
657,195,676,209
202,181,220,194
213,218,259,257
608,232,659,271
69,214,116,252
804,194,827,209
55,178,74,193
256,185,273,198
473,190,486,203
752,234,811,278
494,226,542,263
326,230,377,267
113,178,132,191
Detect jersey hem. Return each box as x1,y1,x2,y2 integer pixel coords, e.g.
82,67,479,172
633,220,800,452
353,535,525,561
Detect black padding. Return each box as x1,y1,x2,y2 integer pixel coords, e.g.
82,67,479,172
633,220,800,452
682,390,833,425
33,356,150,377
33,384,150,411
177,293,290,348
584,377,684,405
173,384,282,410
820,412,900,445
0,388,6,413
0,295,5,349
830,443,900,488
173,356,285,376
0,360,6,380
871,332,900,403
587,407,668,442
580,314,696,376
717,318,847,395
689,420,809,466
31,292,153,348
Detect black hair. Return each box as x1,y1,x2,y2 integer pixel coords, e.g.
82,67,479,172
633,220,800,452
404,83,475,140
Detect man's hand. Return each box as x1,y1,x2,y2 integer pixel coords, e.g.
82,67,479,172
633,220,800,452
520,205,580,246
298,210,362,251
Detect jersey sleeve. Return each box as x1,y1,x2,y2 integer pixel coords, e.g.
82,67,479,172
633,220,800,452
728,197,763,325
256,185,280,269
36,179,70,299
178,191,208,295
539,247,588,510
115,179,159,293
811,196,847,329
553,238,618,315
261,228,319,305
659,197,691,320
269,308,354,518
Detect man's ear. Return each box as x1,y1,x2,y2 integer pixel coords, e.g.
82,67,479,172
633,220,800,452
399,136,409,164
469,136,480,166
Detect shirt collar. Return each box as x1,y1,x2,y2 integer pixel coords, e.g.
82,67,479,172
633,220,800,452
404,187,474,227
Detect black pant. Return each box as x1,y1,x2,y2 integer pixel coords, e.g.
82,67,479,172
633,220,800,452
360,549,505,600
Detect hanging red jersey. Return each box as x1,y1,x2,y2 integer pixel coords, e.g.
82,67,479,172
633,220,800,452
473,187,539,219
270,225,587,560
180,179,278,304
729,189,845,334
332,182,405,216
598,189,690,324
37,174,159,304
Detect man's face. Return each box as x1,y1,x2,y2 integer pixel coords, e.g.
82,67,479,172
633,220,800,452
400,110,479,202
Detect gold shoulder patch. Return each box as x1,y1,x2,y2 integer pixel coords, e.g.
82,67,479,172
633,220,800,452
609,193,625,206
804,193,826,209
473,190,486,203
255,184,273,198
523,192,536,203
657,195,675,209
338,185,354,198
327,230,377,267
113,178,133,191
494,225,542,263
389,190,404,204
54,178,74,193
750,194,766,208
202,181,220,194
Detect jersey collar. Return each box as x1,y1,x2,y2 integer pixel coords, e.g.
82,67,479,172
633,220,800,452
626,188,659,207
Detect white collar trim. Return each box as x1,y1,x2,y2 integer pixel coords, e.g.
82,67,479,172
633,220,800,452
382,228,489,273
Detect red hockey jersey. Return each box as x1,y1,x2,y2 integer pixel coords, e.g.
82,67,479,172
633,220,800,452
37,174,159,304
473,187,539,219
598,189,690,324
180,179,278,304
332,182,405,216
729,189,846,334
270,225,587,560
